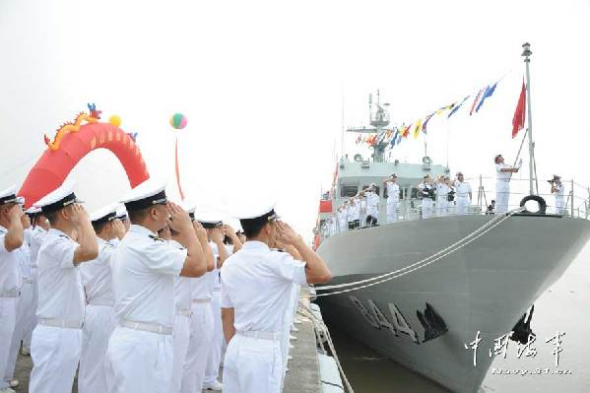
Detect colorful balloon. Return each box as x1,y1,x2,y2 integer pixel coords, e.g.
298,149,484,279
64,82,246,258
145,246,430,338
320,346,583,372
170,113,187,129
109,115,122,127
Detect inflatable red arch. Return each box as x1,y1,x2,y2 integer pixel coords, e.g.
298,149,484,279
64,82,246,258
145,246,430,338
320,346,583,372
19,113,150,208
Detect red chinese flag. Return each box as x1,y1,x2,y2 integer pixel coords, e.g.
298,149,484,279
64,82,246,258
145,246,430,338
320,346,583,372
512,80,526,138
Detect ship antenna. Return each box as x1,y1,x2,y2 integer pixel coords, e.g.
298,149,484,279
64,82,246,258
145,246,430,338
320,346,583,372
522,42,538,195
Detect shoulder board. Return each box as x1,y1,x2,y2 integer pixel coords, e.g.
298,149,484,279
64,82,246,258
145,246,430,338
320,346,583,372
59,234,70,240
148,235,165,242
0,228,6,234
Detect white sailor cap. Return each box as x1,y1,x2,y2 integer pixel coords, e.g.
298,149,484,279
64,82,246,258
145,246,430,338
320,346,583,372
115,205,128,220
26,206,42,215
236,203,278,228
195,211,223,229
120,178,168,212
0,185,19,206
90,204,118,225
181,201,197,221
34,180,83,214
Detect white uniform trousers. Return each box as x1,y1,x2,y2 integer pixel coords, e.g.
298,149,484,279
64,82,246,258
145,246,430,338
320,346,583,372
0,297,17,390
386,197,398,223
495,181,510,213
223,334,282,393
169,312,190,393
79,305,116,393
29,325,82,393
555,196,565,214
23,280,38,351
456,197,470,215
204,290,223,386
105,326,174,393
180,301,213,393
422,199,434,219
339,219,347,232
436,197,448,216
5,283,33,381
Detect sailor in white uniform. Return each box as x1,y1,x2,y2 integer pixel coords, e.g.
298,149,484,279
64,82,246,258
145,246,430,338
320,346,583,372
494,154,519,213
4,198,32,390
105,179,207,393
78,204,126,393
418,175,435,219
28,181,99,393
347,198,360,230
337,205,347,232
21,207,49,356
550,175,565,214
454,172,472,215
204,223,242,391
364,184,380,227
220,205,332,393
179,214,217,393
0,186,24,393
435,176,450,216
383,174,400,223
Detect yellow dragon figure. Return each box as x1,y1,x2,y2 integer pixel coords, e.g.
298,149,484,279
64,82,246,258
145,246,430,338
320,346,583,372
44,105,101,151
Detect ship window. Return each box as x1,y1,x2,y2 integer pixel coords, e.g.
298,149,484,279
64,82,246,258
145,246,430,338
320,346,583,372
340,185,358,197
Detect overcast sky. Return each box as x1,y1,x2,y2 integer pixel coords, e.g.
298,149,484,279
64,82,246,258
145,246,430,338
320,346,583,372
1,0,589,237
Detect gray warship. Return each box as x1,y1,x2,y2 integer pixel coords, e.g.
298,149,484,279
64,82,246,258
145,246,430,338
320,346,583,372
313,45,590,393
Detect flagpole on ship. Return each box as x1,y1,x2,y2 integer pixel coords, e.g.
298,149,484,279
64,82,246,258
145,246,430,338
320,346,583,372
522,42,537,195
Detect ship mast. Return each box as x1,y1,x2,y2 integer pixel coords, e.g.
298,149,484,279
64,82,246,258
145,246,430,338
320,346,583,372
347,89,391,162
522,42,537,195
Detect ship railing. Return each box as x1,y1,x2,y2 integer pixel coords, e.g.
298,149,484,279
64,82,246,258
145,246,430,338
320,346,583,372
318,176,590,240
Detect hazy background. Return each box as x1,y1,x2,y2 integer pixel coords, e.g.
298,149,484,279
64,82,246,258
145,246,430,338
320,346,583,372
1,0,589,237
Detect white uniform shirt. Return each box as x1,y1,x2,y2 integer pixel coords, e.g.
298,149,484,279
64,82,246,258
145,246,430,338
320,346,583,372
365,192,380,216
553,182,565,198
496,163,511,181
80,237,116,305
112,224,186,327
418,183,435,200
220,241,307,333
386,182,400,201
36,228,85,321
347,201,360,221
170,240,192,312
0,225,21,296
192,241,219,301
436,184,449,199
455,181,472,198
27,226,47,280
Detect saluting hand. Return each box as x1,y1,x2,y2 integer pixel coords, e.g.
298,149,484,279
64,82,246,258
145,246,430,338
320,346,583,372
276,221,302,246
111,219,127,240
8,204,23,223
167,203,192,233
192,221,208,242
211,227,224,243
70,204,90,227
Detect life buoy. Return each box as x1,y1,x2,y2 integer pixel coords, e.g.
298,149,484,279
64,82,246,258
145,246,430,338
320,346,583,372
354,154,363,162
519,195,547,214
422,156,432,166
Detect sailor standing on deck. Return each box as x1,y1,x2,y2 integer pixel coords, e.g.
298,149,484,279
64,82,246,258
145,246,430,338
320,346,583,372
454,172,472,215
337,204,347,232
364,184,380,227
220,205,332,393
550,175,565,215
28,181,99,393
418,175,435,219
105,179,207,393
435,176,449,217
494,154,520,213
78,204,126,393
0,186,24,393
383,174,400,223
347,197,360,230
